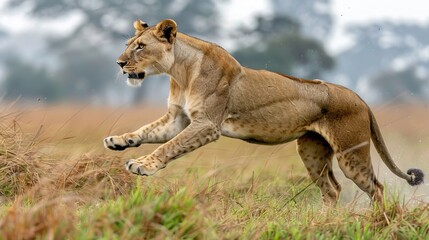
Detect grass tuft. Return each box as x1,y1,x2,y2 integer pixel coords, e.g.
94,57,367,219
0,185,77,240
76,186,215,239
1,121,41,198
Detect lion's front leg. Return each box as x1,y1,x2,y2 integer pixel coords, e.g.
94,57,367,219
125,120,220,176
104,105,189,151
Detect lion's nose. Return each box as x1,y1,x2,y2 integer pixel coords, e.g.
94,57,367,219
116,60,127,68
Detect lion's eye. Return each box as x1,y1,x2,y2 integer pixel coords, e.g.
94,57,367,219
136,43,145,50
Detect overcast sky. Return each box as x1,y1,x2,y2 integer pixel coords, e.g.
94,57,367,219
221,0,429,53
330,0,429,52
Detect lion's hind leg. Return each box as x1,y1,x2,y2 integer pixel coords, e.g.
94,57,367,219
336,144,384,205
317,114,384,206
297,132,340,206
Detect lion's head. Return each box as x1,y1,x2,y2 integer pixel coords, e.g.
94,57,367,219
117,19,177,87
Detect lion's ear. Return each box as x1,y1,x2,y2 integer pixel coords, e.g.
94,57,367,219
155,19,177,44
133,20,148,34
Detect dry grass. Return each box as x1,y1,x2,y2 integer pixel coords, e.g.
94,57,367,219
0,106,137,239
0,103,428,239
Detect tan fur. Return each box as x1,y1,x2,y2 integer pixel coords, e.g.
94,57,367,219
105,19,419,206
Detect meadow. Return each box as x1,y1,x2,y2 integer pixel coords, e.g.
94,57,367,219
0,103,428,239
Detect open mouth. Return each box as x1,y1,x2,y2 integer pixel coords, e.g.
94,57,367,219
126,72,146,87
128,72,145,79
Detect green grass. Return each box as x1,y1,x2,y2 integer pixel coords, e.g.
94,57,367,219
4,180,428,239
1,106,429,239
1,165,429,239
75,185,211,239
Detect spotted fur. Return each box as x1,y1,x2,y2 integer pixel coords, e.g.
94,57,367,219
104,19,424,206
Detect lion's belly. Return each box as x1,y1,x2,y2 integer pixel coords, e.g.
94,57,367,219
220,117,307,144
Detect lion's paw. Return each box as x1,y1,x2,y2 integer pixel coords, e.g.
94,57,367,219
125,156,165,176
104,134,141,151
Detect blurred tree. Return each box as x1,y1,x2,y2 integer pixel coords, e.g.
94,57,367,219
368,66,428,103
1,58,60,101
271,0,333,40
233,15,334,79
332,22,429,101
56,46,117,101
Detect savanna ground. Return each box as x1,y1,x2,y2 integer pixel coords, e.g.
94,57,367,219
0,103,429,239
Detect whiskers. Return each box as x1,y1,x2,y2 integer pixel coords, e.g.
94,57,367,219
116,69,125,82
116,68,141,87
120,34,133,43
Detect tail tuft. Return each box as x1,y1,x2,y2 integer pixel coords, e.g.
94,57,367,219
406,168,424,186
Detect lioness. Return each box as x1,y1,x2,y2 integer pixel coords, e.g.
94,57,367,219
104,19,423,205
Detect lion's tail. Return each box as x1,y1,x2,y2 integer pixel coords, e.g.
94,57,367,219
369,109,424,186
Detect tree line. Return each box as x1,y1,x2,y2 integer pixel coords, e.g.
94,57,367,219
0,0,428,104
